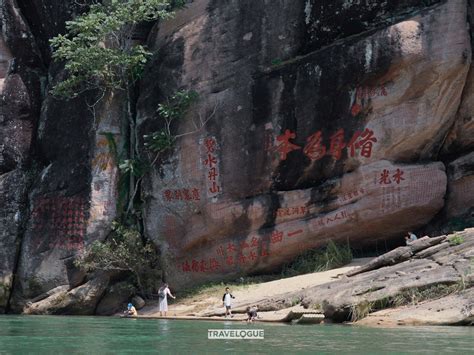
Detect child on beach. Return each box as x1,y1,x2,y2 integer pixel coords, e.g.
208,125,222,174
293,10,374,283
246,305,258,323
222,287,235,318
124,303,137,317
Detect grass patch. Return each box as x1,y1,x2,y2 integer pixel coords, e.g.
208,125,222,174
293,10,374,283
349,297,391,322
350,300,372,322
349,283,463,322
392,283,462,307
281,240,353,277
448,234,465,246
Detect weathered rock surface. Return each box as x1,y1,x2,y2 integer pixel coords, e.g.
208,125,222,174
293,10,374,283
139,0,466,288
346,236,447,277
357,287,474,326
0,0,473,315
0,170,28,312
132,295,146,310
1,1,121,312
23,274,109,315
95,281,134,316
0,0,43,312
8,90,122,312
253,229,474,324
445,152,474,218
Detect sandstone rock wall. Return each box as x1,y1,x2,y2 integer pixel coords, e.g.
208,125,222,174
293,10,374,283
138,0,472,289
0,0,473,313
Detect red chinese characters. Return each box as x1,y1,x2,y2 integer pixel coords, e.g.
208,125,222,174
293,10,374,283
182,258,221,273
303,131,326,161
379,169,405,185
339,188,366,203
350,85,388,117
270,230,283,244
275,129,301,160
32,196,88,252
181,226,312,274
275,206,308,218
202,137,222,198
309,210,355,232
163,188,200,202
264,128,274,152
274,128,377,161
329,129,346,160
347,129,377,158
287,229,303,237
326,210,352,224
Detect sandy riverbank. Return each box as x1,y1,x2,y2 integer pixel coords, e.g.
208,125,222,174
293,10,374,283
130,258,371,322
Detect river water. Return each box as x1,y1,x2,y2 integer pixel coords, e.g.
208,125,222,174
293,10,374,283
0,315,473,354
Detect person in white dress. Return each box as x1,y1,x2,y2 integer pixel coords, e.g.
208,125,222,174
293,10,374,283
158,283,175,317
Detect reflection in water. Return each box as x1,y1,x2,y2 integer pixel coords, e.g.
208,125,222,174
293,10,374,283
0,316,473,354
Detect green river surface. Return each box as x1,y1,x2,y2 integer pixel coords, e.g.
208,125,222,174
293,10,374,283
0,315,473,354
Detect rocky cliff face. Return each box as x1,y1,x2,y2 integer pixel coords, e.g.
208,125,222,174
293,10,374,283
0,0,473,314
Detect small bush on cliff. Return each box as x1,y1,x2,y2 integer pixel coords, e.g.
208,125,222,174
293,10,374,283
74,222,160,295
143,90,199,153
281,240,353,277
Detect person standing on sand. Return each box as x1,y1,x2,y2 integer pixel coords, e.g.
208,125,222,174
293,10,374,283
222,287,235,318
158,283,175,317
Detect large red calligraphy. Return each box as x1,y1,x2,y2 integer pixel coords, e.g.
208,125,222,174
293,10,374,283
274,128,378,161
202,137,222,198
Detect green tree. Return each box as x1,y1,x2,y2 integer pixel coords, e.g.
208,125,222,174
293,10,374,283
50,0,185,97
50,1,188,294
50,0,186,221
74,222,160,294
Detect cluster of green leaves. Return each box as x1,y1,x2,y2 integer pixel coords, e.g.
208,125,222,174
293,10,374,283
143,130,175,153
281,240,353,277
448,234,465,246
156,90,199,122
74,222,160,293
118,159,146,179
144,90,199,153
50,0,185,97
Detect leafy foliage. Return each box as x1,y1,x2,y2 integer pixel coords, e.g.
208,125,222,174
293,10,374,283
74,222,160,294
50,0,185,97
281,240,353,277
118,159,146,178
448,234,465,246
144,90,199,153
156,90,199,122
